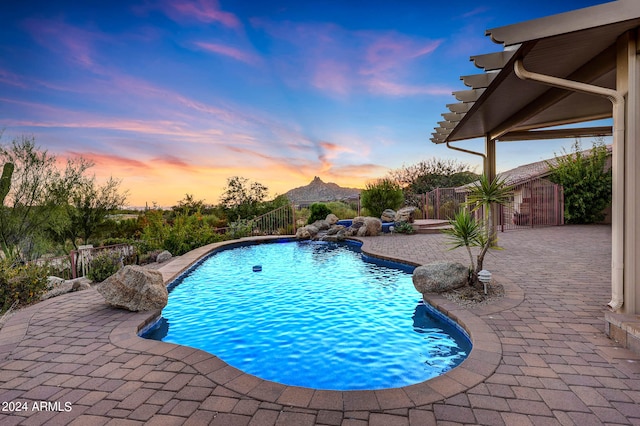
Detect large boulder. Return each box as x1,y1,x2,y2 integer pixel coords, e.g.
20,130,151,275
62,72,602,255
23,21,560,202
311,220,330,231
326,214,339,225
412,262,469,294
156,250,172,263
347,216,381,236
395,207,417,223
381,209,396,223
97,265,168,312
363,217,382,236
295,226,312,239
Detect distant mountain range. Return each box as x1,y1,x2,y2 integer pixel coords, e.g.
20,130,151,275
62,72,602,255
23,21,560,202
285,176,361,205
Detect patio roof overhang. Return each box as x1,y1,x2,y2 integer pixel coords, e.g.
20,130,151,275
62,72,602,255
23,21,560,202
431,0,640,316
431,0,640,145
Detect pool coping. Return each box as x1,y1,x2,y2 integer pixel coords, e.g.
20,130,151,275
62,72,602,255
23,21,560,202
110,235,523,410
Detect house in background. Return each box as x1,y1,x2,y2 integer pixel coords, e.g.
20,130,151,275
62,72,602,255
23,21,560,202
489,144,612,228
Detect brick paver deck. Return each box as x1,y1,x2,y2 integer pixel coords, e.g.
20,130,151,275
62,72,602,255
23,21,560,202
1,225,640,425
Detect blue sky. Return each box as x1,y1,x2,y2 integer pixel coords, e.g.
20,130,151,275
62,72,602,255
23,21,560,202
0,0,611,206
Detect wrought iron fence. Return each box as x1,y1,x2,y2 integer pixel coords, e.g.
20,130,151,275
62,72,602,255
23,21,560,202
414,178,564,231
498,178,564,231
249,204,297,236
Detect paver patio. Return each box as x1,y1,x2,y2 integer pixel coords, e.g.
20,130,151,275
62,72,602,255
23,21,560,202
1,224,639,425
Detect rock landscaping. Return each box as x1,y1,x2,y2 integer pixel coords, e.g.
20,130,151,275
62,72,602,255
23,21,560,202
295,215,383,241
96,265,168,311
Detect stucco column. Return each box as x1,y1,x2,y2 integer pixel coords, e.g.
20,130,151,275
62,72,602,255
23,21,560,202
484,135,497,183
617,31,640,314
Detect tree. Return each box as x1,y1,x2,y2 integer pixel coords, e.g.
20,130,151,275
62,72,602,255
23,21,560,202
219,176,268,220
547,139,611,224
360,178,404,218
387,158,479,206
443,175,513,285
64,176,129,247
388,158,479,192
172,194,206,216
0,135,90,260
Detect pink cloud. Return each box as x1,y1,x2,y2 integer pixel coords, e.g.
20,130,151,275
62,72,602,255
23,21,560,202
311,60,351,95
194,41,261,66
65,151,151,172
252,19,443,98
23,18,104,69
158,0,240,28
361,34,441,76
0,68,28,89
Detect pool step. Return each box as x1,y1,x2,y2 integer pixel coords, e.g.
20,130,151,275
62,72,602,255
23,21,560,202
411,219,452,234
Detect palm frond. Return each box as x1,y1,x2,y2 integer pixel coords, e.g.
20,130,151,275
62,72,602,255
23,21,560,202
442,210,481,249
466,174,513,210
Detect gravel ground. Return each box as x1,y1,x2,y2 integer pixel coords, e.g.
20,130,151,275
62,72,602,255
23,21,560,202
440,281,505,308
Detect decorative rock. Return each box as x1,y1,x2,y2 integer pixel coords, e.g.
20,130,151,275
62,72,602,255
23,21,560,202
325,225,345,235
395,207,417,223
412,261,469,294
381,209,396,223
97,265,168,312
363,217,382,236
295,226,312,239
326,214,339,225
156,250,172,263
306,224,320,236
72,281,91,292
47,276,65,289
311,220,330,231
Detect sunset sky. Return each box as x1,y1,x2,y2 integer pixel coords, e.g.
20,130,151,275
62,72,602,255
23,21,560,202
0,0,611,207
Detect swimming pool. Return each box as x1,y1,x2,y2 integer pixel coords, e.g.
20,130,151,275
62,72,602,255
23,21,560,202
142,239,471,390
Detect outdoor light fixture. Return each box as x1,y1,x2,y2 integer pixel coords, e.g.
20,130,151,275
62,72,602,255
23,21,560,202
478,270,492,295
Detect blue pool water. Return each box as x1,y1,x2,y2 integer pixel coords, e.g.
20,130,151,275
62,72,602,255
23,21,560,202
142,240,471,390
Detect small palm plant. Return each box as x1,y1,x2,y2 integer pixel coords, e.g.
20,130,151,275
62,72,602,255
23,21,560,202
442,175,512,285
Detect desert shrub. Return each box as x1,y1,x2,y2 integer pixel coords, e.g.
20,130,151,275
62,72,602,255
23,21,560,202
360,179,404,218
307,203,332,224
393,221,415,234
139,209,168,252
87,250,122,282
324,201,358,219
295,207,310,225
99,237,133,247
138,249,163,265
163,213,224,255
0,260,49,312
225,219,252,239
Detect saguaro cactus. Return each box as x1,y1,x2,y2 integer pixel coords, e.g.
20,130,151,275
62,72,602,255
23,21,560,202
1,162,14,205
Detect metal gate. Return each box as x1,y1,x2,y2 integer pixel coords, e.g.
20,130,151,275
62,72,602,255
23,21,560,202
416,178,564,231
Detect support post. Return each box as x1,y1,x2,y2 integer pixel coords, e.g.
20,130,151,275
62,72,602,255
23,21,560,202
617,31,639,314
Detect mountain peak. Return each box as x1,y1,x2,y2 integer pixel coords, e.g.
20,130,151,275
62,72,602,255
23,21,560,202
285,177,361,204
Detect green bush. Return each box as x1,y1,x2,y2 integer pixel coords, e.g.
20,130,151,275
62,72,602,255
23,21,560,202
547,140,612,224
0,260,49,312
393,221,415,234
87,250,122,282
360,179,404,218
324,201,358,219
163,213,224,255
307,203,332,224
